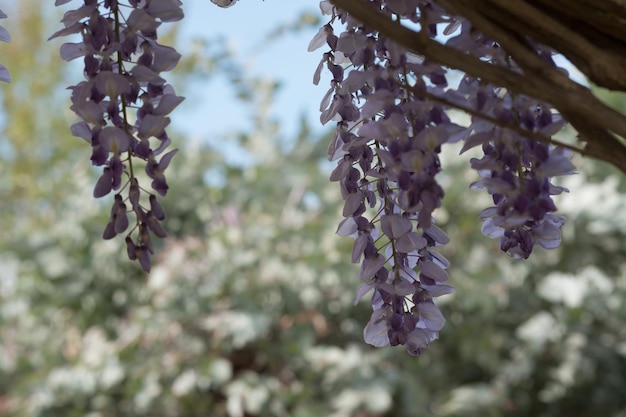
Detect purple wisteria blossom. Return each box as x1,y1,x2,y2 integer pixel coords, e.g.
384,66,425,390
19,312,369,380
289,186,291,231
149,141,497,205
52,0,184,272
313,0,460,355
468,125,574,259
315,0,574,355
447,22,575,259
0,9,11,83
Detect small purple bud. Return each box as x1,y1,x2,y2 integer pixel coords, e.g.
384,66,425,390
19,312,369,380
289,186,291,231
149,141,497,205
135,139,150,159
149,194,165,220
146,211,167,238
94,167,113,198
109,155,125,190
139,224,153,254
125,236,137,261
90,144,108,166
129,178,140,211
136,246,151,272
114,203,129,234
102,219,116,240
151,176,169,196
111,193,123,217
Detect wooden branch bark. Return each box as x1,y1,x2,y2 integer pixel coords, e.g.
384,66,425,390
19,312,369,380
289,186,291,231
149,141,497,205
329,0,626,174
438,0,626,172
478,0,626,91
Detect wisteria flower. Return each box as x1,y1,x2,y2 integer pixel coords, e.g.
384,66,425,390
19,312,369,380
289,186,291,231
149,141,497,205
52,0,184,272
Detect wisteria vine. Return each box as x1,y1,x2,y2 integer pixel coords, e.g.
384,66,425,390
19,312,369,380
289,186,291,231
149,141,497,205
51,0,185,272
0,0,582,354
311,0,575,355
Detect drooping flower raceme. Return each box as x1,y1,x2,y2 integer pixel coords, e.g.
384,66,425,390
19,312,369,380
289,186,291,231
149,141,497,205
315,0,574,355
446,22,576,260
466,101,575,259
51,0,184,272
312,0,460,355
0,9,11,83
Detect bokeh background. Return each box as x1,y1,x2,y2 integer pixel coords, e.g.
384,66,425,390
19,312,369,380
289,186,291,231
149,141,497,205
1,2,625,416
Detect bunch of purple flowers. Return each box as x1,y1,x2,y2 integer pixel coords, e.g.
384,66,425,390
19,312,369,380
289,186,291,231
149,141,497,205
41,0,578,355
52,0,185,272
313,0,574,355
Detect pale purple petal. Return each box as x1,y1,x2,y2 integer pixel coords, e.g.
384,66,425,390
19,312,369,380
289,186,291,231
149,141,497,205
157,148,177,171
336,216,358,237
60,42,88,61
420,261,449,282
151,43,182,72
351,233,368,263
138,114,170,139
125,8,160,33
70,121,91,142
99,126,132,153
146,0,184,22
153,93,184,115
48,22,83,41
422,283,455,297
342,192,364,217
130,65,165,84
363,308,390,347
360,254,385,280
308,25,330,52
418,302,446,331
354,283,373,305
95,72,131,98
381,214,412,239
406,328,430,355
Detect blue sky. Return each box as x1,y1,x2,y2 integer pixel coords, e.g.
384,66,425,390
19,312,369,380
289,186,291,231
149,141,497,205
174,1,329,147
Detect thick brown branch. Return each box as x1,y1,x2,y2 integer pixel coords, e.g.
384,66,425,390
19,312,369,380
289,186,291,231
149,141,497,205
402,84,586,156
532,0,626,44
329,0,626,174
438,0,626,172
477,0,626,91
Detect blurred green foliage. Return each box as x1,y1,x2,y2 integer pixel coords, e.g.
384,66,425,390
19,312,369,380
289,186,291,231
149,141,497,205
1,4,625,417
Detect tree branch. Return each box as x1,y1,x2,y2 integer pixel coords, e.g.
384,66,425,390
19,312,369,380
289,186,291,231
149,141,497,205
329,0,626,174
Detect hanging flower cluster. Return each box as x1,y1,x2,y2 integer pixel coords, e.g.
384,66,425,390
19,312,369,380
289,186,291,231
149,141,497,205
0,8,10,83
446,20,576,260
310,0,459,355
51,0,185,272
40,0,579,355
313,0,574,355
467,93,575,260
